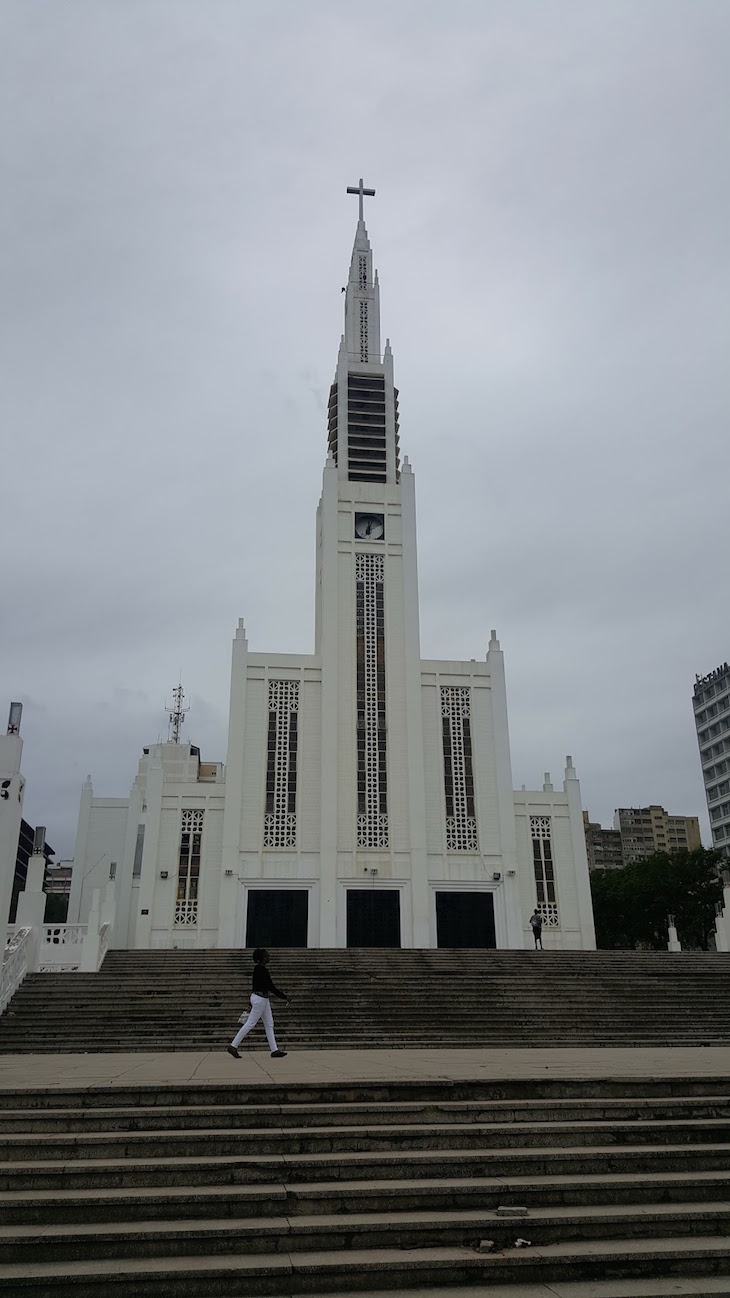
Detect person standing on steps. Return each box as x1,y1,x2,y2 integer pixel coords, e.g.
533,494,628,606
227,948,289,1059
529,910,543,950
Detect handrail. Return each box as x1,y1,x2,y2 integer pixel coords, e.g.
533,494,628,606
41,925,86,948
98,922,110,969
1,927,32,1015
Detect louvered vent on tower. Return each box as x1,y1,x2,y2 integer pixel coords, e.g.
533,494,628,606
348,374,386,482
327,381,338,464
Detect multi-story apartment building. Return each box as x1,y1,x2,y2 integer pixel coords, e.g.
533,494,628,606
614,806,702,866
693,662,730,860
583,812,624,872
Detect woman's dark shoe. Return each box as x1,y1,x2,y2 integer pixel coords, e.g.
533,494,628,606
271,1049,288,1058
227,1046,242,1059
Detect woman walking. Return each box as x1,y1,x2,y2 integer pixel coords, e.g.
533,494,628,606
227,948,289,1059
529,909,544,950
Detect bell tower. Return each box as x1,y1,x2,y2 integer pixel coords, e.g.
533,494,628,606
326,180,399,488
315,184,430,946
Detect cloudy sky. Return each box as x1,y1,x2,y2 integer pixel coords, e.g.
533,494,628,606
2,0,728,858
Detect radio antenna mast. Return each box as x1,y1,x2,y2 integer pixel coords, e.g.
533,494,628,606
165,682,189,744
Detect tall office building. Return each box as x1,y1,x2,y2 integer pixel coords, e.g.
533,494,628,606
693,662,730,859
614,806,701,866
583,812,624,872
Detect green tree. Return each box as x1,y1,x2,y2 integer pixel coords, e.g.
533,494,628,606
590,847,723,951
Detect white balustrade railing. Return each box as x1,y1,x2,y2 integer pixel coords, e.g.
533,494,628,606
97,922,110,969
2,892,114,988
1,927,32,1014
37,924,86,972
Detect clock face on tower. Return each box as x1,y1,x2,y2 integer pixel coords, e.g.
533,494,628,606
354,513,385,541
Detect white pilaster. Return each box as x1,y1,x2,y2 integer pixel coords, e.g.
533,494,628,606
67,776,93,924
133,757,163,948
114,780,143,948
80,888,102,971
486,632,522,948
563,756,597,950
400,459,429,946
318,459,340,945
15,851,47,932
219,619,248,947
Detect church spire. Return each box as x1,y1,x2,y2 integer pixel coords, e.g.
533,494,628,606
342,180,381,366
326,183,399,484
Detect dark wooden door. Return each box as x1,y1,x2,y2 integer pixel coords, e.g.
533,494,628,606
346,889,401,948
246,890,308,947
435,890,496,948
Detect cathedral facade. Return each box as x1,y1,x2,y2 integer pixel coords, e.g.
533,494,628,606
68,200,596,952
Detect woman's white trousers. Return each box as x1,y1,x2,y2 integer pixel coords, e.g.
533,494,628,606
231,993,278,1052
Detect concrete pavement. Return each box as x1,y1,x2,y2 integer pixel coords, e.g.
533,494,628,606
1,1044,730,1090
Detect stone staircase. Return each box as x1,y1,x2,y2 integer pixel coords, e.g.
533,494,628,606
2,948,730,1053
3,1075,730,1294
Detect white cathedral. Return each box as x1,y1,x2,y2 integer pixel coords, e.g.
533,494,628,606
67,188,596,953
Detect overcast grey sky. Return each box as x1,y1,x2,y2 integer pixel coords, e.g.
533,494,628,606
2,0,728,857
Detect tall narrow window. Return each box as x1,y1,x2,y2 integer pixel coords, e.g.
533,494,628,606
441,687,478,851
264,680,299,848
530,815,559,926
176,809,203,926
358,254,368,290
132,824,145,878
356,553,388,847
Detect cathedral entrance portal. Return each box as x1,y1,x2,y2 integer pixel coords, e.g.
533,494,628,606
435,890,496,948
346,889,401,948
245,889,308,948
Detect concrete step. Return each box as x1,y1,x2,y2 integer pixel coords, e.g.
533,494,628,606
4,1168,730,1226
0,1207,505,1262
4,1201,730,1265
4,1094,730,1133
5,1068,730,1294
5,949,730,1055
5,1076,730,1109
4,1142,730,1192
5,1117,730,1162
4,1235,730,1296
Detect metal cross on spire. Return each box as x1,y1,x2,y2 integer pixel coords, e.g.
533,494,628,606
346,178,375,221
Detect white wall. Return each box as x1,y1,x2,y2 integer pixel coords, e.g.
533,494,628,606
69,798,129,926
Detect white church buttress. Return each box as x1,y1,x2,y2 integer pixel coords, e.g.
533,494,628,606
264,680,299,849
356,553,388,848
